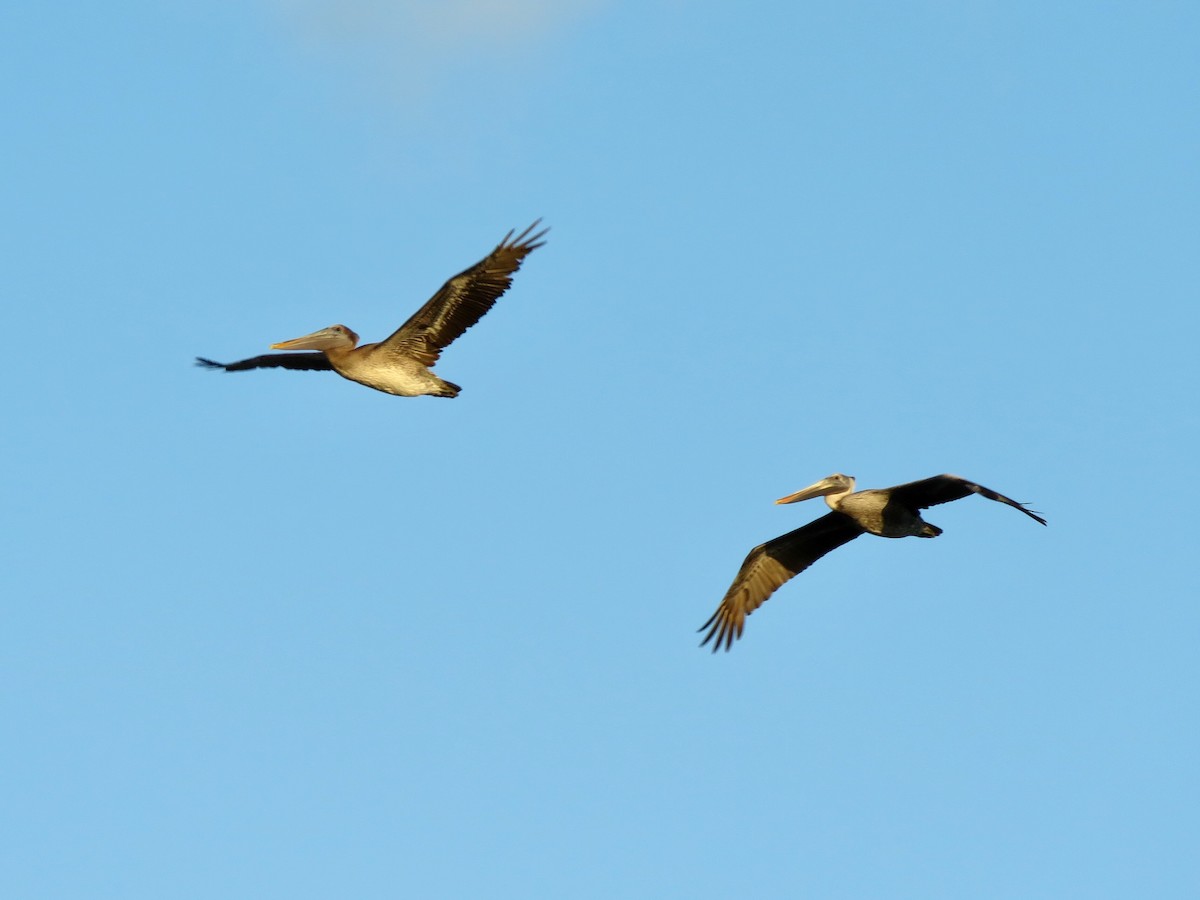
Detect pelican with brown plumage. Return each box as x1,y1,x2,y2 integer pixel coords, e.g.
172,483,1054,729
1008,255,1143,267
699,474,1046,652
196,221,547,397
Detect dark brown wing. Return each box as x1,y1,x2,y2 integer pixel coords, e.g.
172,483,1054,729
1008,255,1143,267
699,512,864,652
887,474,1047,525
195,354,334,372
377,221,548,366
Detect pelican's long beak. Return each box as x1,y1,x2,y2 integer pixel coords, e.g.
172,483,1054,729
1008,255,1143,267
271,327,344,351
775,475,848,505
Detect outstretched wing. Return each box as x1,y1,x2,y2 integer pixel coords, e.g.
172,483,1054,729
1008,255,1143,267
195,354,334,372
377,221,548,367
887,474,1047,525
699,512,864,652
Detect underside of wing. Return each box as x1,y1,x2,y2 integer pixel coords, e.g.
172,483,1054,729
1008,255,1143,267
195,353,334,372
378,221,548,366
699,512,864,652
888,474,1046,525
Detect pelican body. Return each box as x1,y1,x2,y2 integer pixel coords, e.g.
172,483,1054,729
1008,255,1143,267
197,221,547,397
699,474,1046,652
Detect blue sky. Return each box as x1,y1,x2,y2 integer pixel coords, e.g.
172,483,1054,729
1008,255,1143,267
2,1,1197,897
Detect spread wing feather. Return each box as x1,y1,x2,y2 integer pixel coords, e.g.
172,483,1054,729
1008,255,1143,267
378,221,548,366
699,512,864,652
886,475,1046,526
195,354,334,372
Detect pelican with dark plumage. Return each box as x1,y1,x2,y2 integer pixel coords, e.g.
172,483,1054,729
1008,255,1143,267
699,474,1046,652
197,221,547,397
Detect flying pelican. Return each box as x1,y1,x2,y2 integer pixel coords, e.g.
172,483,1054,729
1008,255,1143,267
196,221,547,397
699,474,1046,652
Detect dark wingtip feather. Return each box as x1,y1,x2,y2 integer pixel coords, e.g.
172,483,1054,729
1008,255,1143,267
697,610,736,653
194,357,225,370
504,219,549,252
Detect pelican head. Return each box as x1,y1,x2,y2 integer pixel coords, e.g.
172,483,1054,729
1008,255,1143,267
271,324,359,352
775,473,856,508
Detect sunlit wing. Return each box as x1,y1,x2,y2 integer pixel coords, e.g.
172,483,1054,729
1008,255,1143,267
377,221,548,367
699,512,864,652
887,474,1047,525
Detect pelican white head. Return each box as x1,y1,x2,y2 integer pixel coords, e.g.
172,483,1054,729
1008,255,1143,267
775,473,856,507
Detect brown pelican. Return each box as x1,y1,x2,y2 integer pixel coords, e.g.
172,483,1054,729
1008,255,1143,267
699,474,1046,652
196,221,547,397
